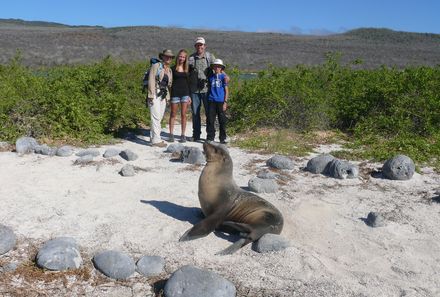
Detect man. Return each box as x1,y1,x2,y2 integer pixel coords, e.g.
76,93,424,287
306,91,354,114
188,37,215,142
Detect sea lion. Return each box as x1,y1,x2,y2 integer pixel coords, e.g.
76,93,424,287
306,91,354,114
179,141,284,254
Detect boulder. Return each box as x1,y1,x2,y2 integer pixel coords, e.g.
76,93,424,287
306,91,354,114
36,237,82,271
164,265,236,297
93,250,135,280
327,159,358,179
119,149,138,161
382,155,415,180
306,154,335,174
0,225,16,255
252,233,290,253
266,155,294,170
248,177,279,193
15,136,38,154
136,255,165,276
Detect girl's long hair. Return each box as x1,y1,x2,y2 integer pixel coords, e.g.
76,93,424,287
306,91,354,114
175,49,189,72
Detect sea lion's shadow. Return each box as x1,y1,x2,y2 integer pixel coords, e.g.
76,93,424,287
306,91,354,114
140,200,201,225
140,200,240,243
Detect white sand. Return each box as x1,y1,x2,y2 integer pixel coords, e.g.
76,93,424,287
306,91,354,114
1,123,440,296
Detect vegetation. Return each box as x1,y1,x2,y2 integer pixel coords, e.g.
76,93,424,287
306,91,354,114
1,54,439,168
0,56,148,144
228,55,440,168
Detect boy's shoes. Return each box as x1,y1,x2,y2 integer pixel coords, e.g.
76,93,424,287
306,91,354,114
220,140,227,144
152,141,167,148
168,135,175,143
179,136,187,143
188,136,200,142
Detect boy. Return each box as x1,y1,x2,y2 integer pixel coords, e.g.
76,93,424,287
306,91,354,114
206,59,229,144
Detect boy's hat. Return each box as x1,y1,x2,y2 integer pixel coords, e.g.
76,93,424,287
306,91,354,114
194,37,206,45
159,49,175,59
211,58,225,69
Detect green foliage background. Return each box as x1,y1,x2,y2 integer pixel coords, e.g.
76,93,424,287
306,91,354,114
0,56,148,143
228,55,440,166
1,54,439,166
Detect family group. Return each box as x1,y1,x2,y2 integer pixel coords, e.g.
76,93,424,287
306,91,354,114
145,37,229,147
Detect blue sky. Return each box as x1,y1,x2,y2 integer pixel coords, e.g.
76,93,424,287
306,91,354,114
1,0,439,35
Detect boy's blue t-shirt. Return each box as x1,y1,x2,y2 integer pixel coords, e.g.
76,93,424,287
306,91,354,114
208,73,228,102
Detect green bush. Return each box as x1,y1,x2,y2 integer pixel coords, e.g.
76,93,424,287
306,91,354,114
0,56,149,143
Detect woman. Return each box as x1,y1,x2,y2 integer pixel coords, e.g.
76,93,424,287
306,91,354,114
169,49,192,143
147,49,174,147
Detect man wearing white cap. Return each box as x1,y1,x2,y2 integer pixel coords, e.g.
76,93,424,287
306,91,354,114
188,37,215,142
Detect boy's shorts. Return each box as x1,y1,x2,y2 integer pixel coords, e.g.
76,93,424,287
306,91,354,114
170,96,190,104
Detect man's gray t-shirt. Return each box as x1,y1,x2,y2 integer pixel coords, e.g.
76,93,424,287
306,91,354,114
188,52,215,93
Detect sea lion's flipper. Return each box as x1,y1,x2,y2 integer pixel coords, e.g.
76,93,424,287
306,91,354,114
220,221,253,234
179,211,228,242
215,238,252,255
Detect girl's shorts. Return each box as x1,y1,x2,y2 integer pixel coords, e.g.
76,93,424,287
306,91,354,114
170,96,190,104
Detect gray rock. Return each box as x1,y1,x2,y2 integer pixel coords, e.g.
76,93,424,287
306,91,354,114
0,141,10,150
181,147,205,165
382,155,415,180
266,155,294,170
166,143,185,154
252,233,291,253
164,265,236,297
365,212,387,227
36,237,82,271
74,154,94,165
56,146,74,157
0,225,16,255
327,159,359,179
248,177,279,193
120,164,135,176
119,149,138,161
0,261,18,273
15,136,38,154
93,250,135,280
34,144,57,156
257,169,278,179
136,255,165,276
306,154,335,174
103,148,121,158
76,149,100,157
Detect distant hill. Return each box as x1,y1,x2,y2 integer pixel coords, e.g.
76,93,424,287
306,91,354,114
1,19,439,70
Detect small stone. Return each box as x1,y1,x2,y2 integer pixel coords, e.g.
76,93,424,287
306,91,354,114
103,148,121,158
257,169,278,179
120,164,135,176
248,177,279,193
252,233,291,253
136,255,165,276
365,212,387,227
93,250,135,280
382,155,415,180
266,155,294,170
36,237,82,271
34,144,57,156
119,149,138,161
74,154,94,165
76,149,100,157
15,136,38,154
327,159,358,179
166,143,185,154
181,147,205,165
0,225,16,255
56,146,74,157
164,265,236,297
306,154,335,174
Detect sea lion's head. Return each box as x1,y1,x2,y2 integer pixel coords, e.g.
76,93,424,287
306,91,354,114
203,141,232,167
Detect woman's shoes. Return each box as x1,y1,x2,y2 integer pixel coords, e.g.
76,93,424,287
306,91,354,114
152,141,167,148
179,135,187,143
168,135,175,143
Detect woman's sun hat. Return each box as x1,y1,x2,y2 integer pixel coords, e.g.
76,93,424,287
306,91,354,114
211,58,225,69
159,49,175,59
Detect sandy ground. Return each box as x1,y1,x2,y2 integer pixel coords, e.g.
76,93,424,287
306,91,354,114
1,122,440,297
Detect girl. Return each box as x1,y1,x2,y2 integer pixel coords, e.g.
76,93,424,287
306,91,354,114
169,49,192,142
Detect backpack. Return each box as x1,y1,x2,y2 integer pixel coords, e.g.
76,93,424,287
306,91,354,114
141,57,163,93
